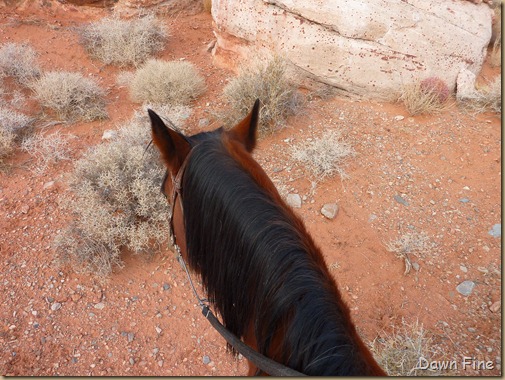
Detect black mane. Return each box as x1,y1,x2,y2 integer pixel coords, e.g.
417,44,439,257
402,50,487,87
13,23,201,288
181,132,375,375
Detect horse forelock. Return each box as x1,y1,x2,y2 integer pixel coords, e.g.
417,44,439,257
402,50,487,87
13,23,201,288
179,132,384,375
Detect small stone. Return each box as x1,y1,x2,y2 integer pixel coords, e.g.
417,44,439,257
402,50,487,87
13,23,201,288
51,302,61,311
155,326,162,334
321,203,339,220
488,224,501,238
43,181,55,190
129,357,135,365
162,283,170,291
94,302,105,310
459,198,470,203
412,262,420,271
20,205,30,214
456,280,475,296
467,327,477,333
393,195,409,206
158,360,164,367
198,118,209,127
203,355,211,365
127,332,135,342
490,300,501,313
102,130,117,140
286,193,302,208
394,115,404,121
460,265,468,273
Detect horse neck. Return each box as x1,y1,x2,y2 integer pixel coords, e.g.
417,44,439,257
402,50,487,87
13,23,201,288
182,136,384,375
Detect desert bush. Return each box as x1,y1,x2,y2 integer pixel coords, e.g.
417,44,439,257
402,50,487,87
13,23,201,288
385,231,437,275
371,319,450,376
0,42,41,85
400,77,450,116
461,76,501,113
31,71,108,121
290,130,355,180
54,116,170,277
0,107,34,163
79,14,168,67
21,130,72,173
129,59,206,105
222,55,303,135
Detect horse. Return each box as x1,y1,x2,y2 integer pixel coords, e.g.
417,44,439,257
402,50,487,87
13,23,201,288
148,100,386,376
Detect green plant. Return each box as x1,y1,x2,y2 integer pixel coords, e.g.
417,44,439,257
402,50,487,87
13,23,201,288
0,42,41,85
79,14,168,67
222,55,303,135
54,116,170,278
129,59,206,105
31,71,108,121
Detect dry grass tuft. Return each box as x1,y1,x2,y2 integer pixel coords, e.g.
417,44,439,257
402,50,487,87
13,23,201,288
400,78,451,116
31,71,108,121
21,130,72,173
79,14,168,67
53,116,170,278
222,56,304,135
129,59,206,105
0,42,41,86
290,130,355,180
371,319,450,376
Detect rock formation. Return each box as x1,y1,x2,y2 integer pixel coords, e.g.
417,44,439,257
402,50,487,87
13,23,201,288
211,0,494,99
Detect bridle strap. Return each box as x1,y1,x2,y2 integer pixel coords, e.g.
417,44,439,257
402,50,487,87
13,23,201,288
166,147,305,377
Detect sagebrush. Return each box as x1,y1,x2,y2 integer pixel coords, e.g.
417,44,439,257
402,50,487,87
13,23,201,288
222,56,303,135
54,116,170,277
0,107,34,163
291,130,355,180
31,71,108,121
0,42,41,85
79,14,168,67
129,59,206,105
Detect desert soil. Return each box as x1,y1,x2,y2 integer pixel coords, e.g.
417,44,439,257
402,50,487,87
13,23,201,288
0,4,501,377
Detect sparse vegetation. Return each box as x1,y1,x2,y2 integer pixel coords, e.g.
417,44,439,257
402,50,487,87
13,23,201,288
53,116,170,278
21,130,72,173
371,319,449,376
129,59,206,105
0,107,34,165
0,42,41,85
385,231,437,275
400,77,450,116
31,71,108,121
290,130,355,180
222,55,303,135
461,76,501,113
79,14,168,67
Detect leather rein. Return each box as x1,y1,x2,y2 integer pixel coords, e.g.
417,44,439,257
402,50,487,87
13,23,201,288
165,148,305,377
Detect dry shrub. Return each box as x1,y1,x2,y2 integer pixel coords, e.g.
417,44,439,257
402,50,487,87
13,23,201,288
21,130,72,173
203,0,212,13
222,56,303,135
290,130,355,180
0,107,34,163
400,77,450,116
79,14,168,67
371,319,450,376
31,71,108,121
0,42,41,86
133,103,192,130
129,59,206,105
462,76,501,113
54,116,170,278
385,231,437,275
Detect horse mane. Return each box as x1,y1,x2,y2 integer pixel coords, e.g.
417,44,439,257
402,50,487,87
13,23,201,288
181,131,381,375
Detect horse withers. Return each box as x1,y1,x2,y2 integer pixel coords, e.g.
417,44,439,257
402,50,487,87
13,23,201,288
149,100,385,376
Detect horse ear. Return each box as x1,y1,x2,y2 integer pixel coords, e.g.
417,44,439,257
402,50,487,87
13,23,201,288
228,99,260,152
148,109,191,174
